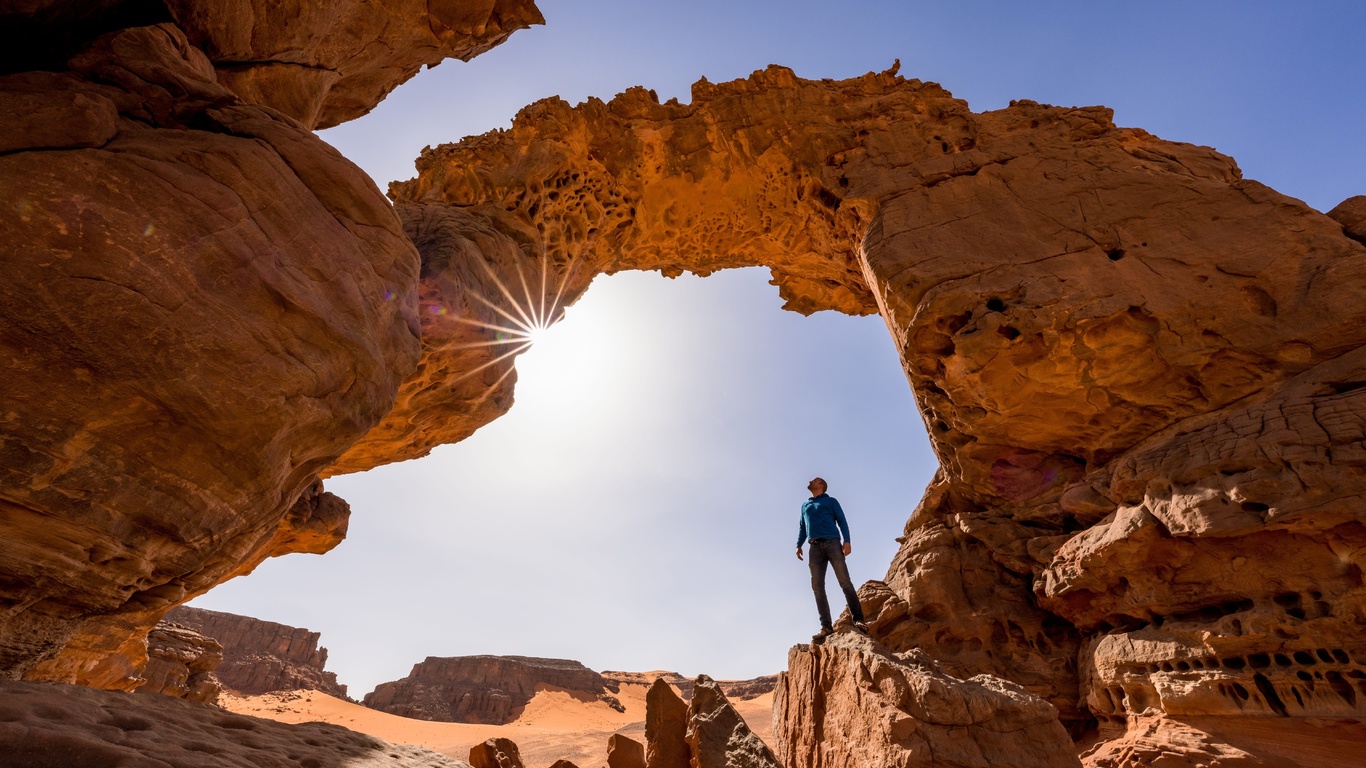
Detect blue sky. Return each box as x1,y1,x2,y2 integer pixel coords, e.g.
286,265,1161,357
190,1,1366,696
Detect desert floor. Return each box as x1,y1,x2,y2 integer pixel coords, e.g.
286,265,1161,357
224,680,776,767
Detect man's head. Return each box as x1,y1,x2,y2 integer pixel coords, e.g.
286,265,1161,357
807,477,827,496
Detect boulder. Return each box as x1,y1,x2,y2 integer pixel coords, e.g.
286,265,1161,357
469,737,526,768
607,733,645,768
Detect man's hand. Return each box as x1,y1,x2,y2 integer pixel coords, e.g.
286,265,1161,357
795,547,804,561
842,542,852,557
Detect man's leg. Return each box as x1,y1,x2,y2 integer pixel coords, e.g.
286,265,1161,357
808,541,834,630
828,545,866,623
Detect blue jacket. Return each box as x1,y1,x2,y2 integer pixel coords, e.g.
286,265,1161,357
797,494,851,547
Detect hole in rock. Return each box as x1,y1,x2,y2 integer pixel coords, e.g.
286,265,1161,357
1106,248,1127,261
188,269,937,696
985,298,1006,312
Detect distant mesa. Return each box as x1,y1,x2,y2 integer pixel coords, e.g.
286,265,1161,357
361,654,778,724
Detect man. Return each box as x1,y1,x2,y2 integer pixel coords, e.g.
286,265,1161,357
796,476,868,642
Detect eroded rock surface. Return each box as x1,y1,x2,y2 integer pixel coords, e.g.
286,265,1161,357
0,678,472,768
645,677,691,768
469,737,526,768
165,606,347,698
0,21,417,689
384,63,1366,762
365,655,620,724
774,632,1079,768
137,620,223,704
685,675,780,768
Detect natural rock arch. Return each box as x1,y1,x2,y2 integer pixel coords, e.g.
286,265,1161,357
4,6,1366,757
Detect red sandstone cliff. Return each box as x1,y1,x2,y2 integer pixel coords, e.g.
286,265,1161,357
165,606,347,699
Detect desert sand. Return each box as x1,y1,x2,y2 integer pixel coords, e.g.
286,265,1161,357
224,680,775,767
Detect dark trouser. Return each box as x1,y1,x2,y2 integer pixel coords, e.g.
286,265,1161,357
808,539,864,630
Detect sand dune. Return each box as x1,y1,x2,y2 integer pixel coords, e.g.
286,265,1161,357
224,681,776,767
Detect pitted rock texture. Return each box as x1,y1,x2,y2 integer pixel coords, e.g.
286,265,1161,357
164,606,347,698
774,632,1079,768
364,655,618,724
0,678,473,768
136,620,223,704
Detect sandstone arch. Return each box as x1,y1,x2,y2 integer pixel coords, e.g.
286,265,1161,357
4,5,1366,759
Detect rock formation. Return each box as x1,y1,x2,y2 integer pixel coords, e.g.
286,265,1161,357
165,605,347,698
645,677,691,768
643,673,778,768
607,733,646,768
774,632,1079,768
605,670,777,702
378,62,1366,762
685,675,780,768
136,620,223,703
0,0,537,692
5,1,1366,765
365,655,621,723
469,737,526,768
0,678,473,767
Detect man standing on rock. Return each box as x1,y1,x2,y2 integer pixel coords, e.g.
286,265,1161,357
796,477,868,642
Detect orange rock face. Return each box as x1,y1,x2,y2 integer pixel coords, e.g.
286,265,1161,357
379,64,1366,761
5,4,1366,764
163,0,544,129
0,0,536,691
774,632,1079,768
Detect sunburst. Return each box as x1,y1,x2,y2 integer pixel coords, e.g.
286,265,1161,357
438,248,587,386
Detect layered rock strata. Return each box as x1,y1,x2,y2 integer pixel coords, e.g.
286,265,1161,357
0,678,472,768
774,632,1079,768
383,63,1366,760
165,606,347,698
0,0,537,690
137,620,223,703
364,655,620,724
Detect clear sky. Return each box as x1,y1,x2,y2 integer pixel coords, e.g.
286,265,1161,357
189,0,1366,697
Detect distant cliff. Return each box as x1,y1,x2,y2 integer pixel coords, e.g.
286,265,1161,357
364,655,618,724
166,606,347,699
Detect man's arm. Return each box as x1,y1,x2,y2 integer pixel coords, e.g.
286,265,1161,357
832,499,852,556
796,507,808,559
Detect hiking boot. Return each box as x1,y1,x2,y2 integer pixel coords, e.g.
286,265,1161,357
811,627,834,644
852,621,870,634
